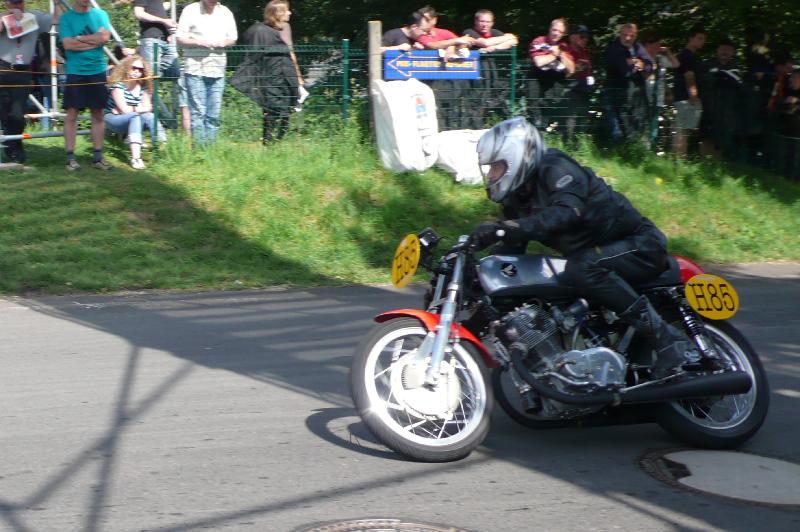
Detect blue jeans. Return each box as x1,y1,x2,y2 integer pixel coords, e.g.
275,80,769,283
184,74,224,144
105,112,166,144
139,38,186,108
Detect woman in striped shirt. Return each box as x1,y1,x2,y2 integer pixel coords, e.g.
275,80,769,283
105,55,165,169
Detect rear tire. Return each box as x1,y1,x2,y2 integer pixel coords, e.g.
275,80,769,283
350,318,492,462
657,320,769,448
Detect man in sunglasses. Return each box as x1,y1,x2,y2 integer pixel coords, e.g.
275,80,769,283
0,0,52,163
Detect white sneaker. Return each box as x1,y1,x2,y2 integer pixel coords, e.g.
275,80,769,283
131,158,146,170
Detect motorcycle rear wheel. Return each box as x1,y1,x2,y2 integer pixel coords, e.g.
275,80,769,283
657,320,769,448
350,318,492,462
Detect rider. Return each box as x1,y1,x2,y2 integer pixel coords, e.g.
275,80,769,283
470,116,695,378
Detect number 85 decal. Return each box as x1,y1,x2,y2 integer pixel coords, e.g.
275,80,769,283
684,274,740,320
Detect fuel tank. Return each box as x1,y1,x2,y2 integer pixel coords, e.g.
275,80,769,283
478,254,684,299
477,254,579,298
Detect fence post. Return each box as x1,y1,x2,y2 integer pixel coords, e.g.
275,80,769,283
342,39,350,121
509,45,518,115
152,44,161,144
368,21,382,135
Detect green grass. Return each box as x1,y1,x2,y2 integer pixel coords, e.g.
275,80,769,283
1,123,798,295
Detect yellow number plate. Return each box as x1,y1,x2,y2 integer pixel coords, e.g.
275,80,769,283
684,274,740,320
391,234,421,288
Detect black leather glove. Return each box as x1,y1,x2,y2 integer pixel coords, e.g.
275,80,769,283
470,221,525,250
469,222,504,250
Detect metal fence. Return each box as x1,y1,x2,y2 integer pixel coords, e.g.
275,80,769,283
151,42,369,142
145,44,798,180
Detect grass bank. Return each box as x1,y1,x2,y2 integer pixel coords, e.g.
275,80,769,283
1,123,798,294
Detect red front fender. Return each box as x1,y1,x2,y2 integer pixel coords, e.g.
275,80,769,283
375,309,497,368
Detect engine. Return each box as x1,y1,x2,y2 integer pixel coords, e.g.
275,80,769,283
492,301,628,419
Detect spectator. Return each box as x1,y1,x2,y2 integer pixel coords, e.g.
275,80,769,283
641,31,679,146
560,24,594,139
603,22,652,142
274,0,304,94
133,0,190,131
105,54,165,169
738,28,773,163
768,52,795,113
176,0,237,145
233,0,300,144
527,18,575,131
463,9,517,52
380,10,428,52
701,39,742,157
462,9,517,128
415,6,475,129
0,0,52,163
672,26,706,156
59,0,113,171
780,70,800,136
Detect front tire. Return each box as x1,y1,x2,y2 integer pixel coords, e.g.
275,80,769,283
350,318,492,462
657,320,769,448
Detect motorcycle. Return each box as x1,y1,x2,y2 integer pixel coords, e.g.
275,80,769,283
350,228,769,462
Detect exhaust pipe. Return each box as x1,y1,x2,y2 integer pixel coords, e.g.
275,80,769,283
510,345,752,407
619,371,752,404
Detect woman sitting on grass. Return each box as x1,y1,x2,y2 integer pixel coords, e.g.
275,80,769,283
105,55,165,170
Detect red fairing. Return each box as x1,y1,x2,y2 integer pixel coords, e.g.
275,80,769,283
675,255,706,284
375,309,497,368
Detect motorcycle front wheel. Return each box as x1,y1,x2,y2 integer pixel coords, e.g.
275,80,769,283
350,318,492,462
657,320,769,448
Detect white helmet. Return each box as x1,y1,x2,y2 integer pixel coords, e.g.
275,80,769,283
477,117,546,203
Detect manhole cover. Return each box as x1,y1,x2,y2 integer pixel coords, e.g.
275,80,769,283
295,518,472,532
641,449,800,508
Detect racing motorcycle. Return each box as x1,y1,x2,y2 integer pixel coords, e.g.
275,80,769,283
350,228,769,462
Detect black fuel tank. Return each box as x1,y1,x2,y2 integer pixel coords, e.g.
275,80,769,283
477,255,579,298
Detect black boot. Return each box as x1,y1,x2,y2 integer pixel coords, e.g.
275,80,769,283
619,295,698,379
262,113,274,145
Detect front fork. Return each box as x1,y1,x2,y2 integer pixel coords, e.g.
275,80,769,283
423,237,469,387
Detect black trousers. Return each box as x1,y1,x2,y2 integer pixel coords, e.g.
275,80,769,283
0,69,33,154
560,222,669,314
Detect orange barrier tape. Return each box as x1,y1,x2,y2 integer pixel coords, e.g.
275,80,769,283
0,74,160,88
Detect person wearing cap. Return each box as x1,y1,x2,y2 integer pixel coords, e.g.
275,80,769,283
526,18,575,132
0,0,53,163
560,24,593,139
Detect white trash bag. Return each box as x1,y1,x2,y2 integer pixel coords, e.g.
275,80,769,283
435,129,488,184
372,79,439,172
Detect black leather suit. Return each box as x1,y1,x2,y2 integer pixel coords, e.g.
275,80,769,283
499,148,668,313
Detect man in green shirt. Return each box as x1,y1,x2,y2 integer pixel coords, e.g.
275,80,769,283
59,0,112,170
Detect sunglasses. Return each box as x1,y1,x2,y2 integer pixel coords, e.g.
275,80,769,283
131,66,145,72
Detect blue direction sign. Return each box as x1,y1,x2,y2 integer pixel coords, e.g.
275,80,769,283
384,50,480,80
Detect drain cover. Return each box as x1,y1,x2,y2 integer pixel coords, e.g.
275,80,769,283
641,449,800,508
295,518,471,532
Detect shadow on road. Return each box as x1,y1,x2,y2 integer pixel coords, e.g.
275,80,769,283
3,271,800,530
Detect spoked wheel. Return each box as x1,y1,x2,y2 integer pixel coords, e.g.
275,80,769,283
657,320,769,448
350,318,491,462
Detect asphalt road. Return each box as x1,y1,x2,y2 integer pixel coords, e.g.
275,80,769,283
1,263,799,531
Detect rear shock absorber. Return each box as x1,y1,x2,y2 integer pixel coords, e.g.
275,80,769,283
669,288,719,359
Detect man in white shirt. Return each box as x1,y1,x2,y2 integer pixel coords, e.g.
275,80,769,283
176,0,237,144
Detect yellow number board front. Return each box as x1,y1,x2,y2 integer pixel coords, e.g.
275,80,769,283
684,274,740,320
391,234,421,288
